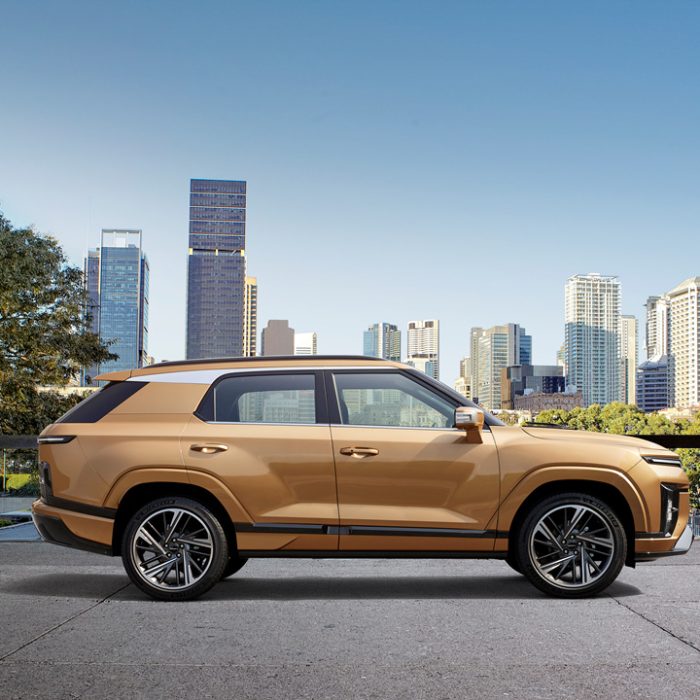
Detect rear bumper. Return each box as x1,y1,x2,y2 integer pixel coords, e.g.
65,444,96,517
32,499,114,556
635,524,694,562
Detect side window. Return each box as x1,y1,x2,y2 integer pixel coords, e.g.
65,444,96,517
333,372,455,429
211,374,316,424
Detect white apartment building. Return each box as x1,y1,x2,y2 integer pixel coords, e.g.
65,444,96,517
406,319,439,380
294,331,318,356
564,273,621,406
645,295,669,359
667,277,700,409
619,315,638,404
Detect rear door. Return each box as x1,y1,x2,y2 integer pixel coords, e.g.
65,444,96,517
181,370,338,552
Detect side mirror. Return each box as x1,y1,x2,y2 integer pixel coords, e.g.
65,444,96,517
455,406,485,444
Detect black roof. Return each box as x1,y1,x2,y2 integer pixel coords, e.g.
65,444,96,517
152,355,388,368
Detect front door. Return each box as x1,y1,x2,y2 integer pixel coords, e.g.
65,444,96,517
182,371,338,552
328,370,500,552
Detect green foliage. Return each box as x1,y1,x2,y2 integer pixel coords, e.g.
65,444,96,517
0,212,115,434
535,403,700,508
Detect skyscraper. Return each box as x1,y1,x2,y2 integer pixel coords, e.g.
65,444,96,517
81,248,101,385
294,332,318,355
406,319,439,380
636,357,669,413
619,315,638,404
453,356,472,399
92,229,149,378
667,277,700,408
565,273,620,406
243,276,258,357
363,322,401,361
186,179,247,359
645,295,669,360
470,323,532,410
261,320,295,356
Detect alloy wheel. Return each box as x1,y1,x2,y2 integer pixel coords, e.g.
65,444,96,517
528,503,616,590
131,507,214,591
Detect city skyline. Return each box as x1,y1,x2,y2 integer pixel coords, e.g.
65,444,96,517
1,2,698,387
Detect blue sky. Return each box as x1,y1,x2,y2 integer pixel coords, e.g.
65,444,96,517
1,0,698,381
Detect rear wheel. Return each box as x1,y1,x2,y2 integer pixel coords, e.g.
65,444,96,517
517,492,626,598
121,496,228,601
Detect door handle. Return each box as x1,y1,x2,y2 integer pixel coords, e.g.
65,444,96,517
339,447,379,457
190,443,228,454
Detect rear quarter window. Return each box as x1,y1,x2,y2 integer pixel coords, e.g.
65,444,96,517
56,381,148,424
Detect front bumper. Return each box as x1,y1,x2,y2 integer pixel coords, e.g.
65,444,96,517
636,524,694,562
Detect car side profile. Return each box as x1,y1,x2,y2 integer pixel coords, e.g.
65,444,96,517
33,356,693,601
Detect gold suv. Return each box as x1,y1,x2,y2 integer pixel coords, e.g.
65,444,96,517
33,356,693,601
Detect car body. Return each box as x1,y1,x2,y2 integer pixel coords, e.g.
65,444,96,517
33,355,693,600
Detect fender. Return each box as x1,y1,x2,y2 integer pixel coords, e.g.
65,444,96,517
496,466,650,533
103,467,253,525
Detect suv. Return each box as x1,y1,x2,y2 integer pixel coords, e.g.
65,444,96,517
33,356,693,601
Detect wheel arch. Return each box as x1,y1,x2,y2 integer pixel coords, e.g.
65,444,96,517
112,482,239,557
504,478,640,568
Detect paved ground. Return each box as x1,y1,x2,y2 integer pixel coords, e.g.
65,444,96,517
0,497,35,515
0,541,699,699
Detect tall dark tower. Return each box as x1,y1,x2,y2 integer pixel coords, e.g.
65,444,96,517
186,179,247,359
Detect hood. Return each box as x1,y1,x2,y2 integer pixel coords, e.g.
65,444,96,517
519,426,672,452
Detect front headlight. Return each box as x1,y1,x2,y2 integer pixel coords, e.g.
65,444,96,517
642,455,683,468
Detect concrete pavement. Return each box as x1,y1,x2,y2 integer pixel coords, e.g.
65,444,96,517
0,542,699,699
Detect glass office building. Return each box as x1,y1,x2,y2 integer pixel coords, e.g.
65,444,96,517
186,179,247,359
363,323,401,362
89,230,149,379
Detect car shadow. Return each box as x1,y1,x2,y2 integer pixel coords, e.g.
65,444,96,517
3,572,642,601
201,574,642,601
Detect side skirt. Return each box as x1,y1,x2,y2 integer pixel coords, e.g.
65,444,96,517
238,550,508,559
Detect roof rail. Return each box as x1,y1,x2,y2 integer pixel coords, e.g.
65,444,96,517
151,355,388,368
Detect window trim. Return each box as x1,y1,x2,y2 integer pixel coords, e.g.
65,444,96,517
194,370,328,425
325,369,485,431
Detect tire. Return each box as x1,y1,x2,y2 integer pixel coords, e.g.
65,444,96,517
505,553,523,575
121,496,229,601
221,556,248,580
517,492,627,598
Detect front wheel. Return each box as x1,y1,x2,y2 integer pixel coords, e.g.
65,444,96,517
517,492,627,598
121,496,229,601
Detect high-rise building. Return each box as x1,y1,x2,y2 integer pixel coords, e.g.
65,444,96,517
81,248,101,385
186,179,247,359
363,323,401,361
645,295,669,360
261,320,295,356
406,320,439,380
564,273,620,406
501,365,565,410
636,356,669,413
294,332,318,355
453,356,472,399
667,277,700,409
243,276,258,357
619,315,638,404
470,324,532,410
91,229,149,378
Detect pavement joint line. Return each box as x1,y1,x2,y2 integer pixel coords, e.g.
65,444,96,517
0,581,132,664
1,660,700,669
608,594,700,656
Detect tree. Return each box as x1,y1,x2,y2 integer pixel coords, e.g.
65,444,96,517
0,212,115,434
